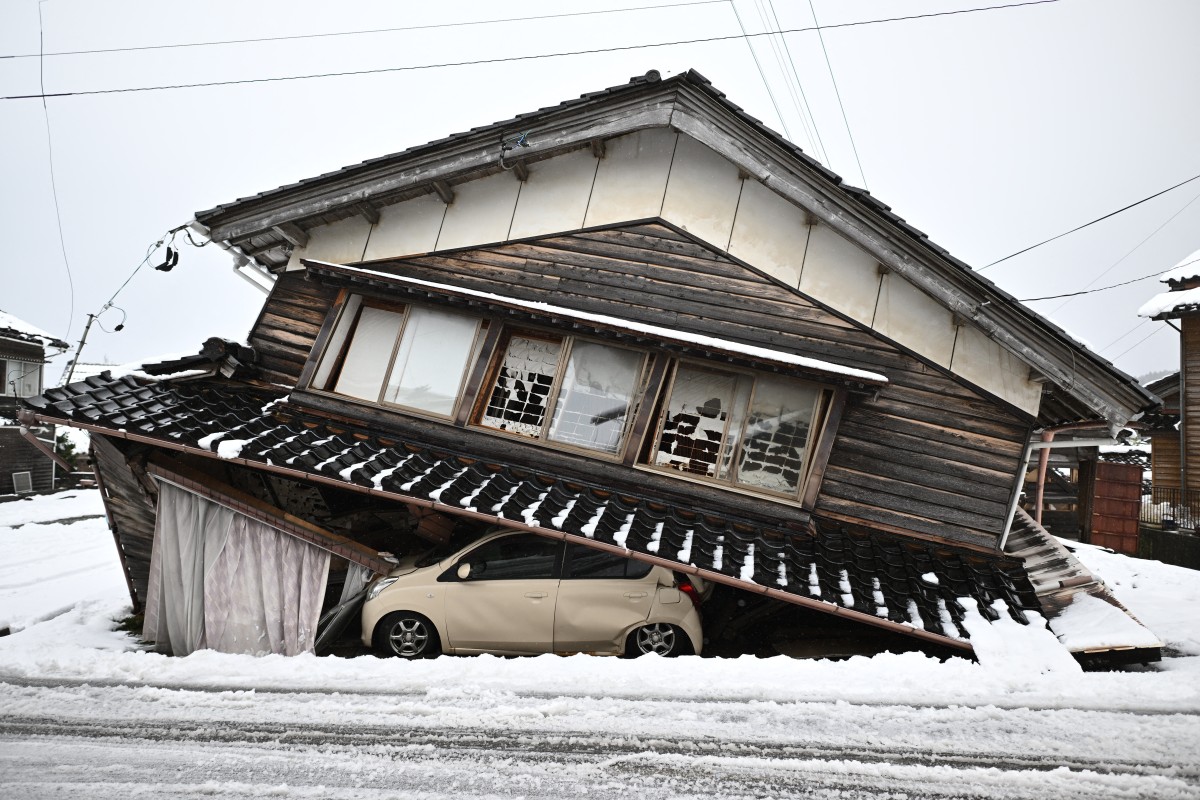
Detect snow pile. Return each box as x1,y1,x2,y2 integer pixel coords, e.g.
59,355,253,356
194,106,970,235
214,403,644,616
1052,592,1162,651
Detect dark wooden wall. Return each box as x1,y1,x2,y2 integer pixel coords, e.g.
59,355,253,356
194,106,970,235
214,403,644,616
249,223,1029,549
1183,317,1200,492
248,274,340,386
0,428,56,494
91,436,158,608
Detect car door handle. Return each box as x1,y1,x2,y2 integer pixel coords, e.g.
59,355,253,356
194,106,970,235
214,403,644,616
524,592,548,599
623,591,647,599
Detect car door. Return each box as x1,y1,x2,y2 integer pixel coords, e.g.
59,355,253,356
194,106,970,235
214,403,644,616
443,534,562,654
553,544,657,654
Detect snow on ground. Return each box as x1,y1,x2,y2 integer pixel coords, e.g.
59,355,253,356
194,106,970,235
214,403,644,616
2,490,1199,798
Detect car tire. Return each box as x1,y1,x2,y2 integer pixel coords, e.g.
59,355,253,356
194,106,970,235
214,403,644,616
373,612,441,659
625,623,689,657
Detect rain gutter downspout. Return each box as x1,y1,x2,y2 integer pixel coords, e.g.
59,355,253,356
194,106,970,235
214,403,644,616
1032,421,1112,525
1001,436,1121,551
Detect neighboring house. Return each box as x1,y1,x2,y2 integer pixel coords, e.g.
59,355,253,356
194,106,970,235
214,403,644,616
1,310,68,495
22,70,1162,664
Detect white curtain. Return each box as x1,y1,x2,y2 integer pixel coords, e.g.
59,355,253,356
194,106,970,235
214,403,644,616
143,482,330,657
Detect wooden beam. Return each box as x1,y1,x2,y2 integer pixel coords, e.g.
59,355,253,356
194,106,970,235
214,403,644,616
432,180,455,205
590,138,607,159
356,202,380,225
145,456,395,575
272,222,309,248
511,160,530,182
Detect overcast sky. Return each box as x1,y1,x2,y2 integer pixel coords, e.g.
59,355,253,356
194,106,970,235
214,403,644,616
2,0,1197,386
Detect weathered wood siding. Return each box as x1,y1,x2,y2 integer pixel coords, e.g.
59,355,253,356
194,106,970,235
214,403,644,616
91,436,158,607
0,428,56,494
248,274,341,385
1183,317,1200,491
255,223,1028,549
1151,432,1181,494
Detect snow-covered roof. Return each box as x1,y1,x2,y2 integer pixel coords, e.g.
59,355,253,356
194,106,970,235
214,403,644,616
1140,248,1200,319
306,260,889,386
1138,285,1200,319
0,310,68,351
1158,247,1200,285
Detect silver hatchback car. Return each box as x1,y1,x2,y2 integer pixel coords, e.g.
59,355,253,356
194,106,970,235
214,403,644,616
362,530,704,658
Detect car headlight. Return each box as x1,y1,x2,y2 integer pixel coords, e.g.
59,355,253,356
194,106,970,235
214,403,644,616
366,576,399,601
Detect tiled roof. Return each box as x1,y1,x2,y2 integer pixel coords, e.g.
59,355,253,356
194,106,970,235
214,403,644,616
24,373,1042,649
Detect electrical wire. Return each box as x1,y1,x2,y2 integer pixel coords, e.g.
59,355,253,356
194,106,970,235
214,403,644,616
729,0,794,141
1048,187,1200,315
979,171,1200,271
38,0,75,343
1096,318,1150,354
1107,324,1168,362
1,1,1065,102
0,1,728,59
765,0,829,164
1019,268,1174,302
807,0,868,189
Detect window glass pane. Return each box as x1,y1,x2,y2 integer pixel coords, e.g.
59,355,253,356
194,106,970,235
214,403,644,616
565,544,629,578
333,306,404,401
734,375,818,495
548,341,642,454
384,306,479,415
465,535,560,580
312,295,362,389
481,335,563,437
654,366,736,477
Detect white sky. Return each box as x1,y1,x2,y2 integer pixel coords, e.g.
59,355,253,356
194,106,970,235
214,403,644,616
1,0,1198,386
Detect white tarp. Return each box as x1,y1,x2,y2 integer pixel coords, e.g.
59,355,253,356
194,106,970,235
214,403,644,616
143,482,330,657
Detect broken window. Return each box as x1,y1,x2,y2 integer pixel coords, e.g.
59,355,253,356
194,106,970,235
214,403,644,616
478,333,645,456
651,363,827,502
313,296,483,418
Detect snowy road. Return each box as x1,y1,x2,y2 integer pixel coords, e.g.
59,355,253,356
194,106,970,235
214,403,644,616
2,674,1198,799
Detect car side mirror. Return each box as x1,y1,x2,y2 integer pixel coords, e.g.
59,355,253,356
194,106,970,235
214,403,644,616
457,562,472,580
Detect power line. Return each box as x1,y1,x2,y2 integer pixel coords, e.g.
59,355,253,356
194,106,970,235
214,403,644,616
979,171,1200,270
1,1,1065,102
38,0,74,343
765,0,829,164
729,0,794,141
1019,267,1175,302
1108,324,1168,362
1049,186,1200,315
807,0,868,189
0,1,728,59
1096,318,1150,354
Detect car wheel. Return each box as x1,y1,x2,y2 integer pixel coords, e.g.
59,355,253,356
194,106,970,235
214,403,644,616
626,623,688,657
374,612,441,659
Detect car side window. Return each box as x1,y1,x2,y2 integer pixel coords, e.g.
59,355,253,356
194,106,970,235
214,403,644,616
565,544,653,579
463,535,561,580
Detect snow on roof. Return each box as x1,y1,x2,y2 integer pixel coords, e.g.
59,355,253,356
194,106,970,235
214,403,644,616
306,260,889,385
1138,285,1200,318
0,309,67,350
1158,247,1200,284
1050,591,1162,652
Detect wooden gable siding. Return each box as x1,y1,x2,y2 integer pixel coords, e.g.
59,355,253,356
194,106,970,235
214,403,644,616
249,223,1028,548
91,435,158,608
248,274,340,385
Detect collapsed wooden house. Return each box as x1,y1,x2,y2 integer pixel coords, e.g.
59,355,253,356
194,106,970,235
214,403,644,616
1,310,68,496
22,70,1162,663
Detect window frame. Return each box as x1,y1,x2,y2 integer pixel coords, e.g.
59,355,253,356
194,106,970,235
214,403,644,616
308,294,487,422
644,359,835,505
470,326,652,461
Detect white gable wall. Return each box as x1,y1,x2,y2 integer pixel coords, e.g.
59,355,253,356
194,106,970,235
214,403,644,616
286,130,1042,417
